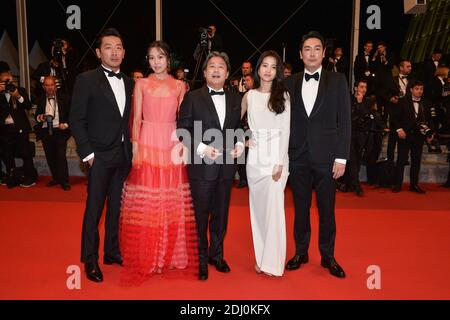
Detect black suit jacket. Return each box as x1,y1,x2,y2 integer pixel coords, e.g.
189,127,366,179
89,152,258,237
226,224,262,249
69,67,134,162
0,87,32,132
286,70,351,165
396,97,431,138
354,53,372,81
177,86,242,181
35,92,71,125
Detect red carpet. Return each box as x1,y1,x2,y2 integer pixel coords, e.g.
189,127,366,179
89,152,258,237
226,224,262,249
1,177,449,300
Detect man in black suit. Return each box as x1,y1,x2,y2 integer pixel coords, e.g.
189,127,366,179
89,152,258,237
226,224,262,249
386,59,414,164
35,76,71,190
372,41,394,122
354,40,373,81
70,28,134,283
177,51,243,281
420,48,442,99
285,31,351,279
392,81,433,194
0,61,37,188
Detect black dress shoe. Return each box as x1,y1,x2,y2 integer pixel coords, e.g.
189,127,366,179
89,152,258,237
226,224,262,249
103,255,123,266
208,258,231,273
355,187,364,197
237,180,248,188
198,264,208,280
85,262,103,282
321,258,346,278
46,180,58,187
285,254,309,271
409,185,425,194
392,185,401,193
61,183,71,191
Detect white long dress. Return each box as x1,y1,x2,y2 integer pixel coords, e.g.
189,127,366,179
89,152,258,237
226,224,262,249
246,89,290,276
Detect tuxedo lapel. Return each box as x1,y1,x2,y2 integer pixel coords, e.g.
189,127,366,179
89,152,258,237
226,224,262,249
295,73,308,118
309,70,329,118
223,91,234,130
200,86,221,129
124,76,133,114
97,67,121,117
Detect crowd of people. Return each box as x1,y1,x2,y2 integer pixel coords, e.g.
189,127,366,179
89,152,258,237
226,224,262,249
1,26,449,285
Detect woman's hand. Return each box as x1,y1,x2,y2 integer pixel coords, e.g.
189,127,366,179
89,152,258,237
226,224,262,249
272,165,283,182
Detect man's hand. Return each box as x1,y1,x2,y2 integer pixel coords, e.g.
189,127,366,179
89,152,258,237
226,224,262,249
355,92,364,103
427,135,434,144
58,123,68,130
390,96,399,104
332,162,346,179
37,114,45,122
230,144,244,159
88,157,94,167
204,146,222,160
397,128,407,139
0,81,5,92
272,165,283,182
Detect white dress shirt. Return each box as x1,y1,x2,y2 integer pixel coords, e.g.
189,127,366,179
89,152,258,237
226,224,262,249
302,66,322,117
197,86,244,157
42,96,60,128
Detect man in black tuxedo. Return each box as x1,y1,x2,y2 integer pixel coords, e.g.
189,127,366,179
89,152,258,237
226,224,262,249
392,81,433,194
285,31,351,279
70,28,134,283
420,48,442,99
0,61,37,188
386,59,414,164
372,41,394,122
354,40,373,83
35,76,71,190
177,51,243,281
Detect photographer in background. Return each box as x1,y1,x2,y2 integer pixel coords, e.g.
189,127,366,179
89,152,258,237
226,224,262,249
32,38,75,102
35,76,71,191
339,79,372,196
0,61,37,188
392,80,433,194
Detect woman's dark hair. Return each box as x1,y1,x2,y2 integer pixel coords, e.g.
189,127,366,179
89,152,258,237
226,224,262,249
95,28,124,49
253,50,288,114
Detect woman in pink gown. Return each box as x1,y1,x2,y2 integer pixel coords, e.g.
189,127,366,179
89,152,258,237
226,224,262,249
120,41,198,285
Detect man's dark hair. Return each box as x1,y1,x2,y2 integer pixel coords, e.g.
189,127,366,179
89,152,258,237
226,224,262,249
202,51,231,72
364,40,373,46
300,31,325,49
398,59,411,68
377,41,387,48
433,48,443,55
0,61,11,74
410,79,424,88
354,79,368,87
95,28,124,49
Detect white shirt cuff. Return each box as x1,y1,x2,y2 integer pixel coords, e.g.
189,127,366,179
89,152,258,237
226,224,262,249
83,153,94,162
335,158,347,165
396,128,403,132
197,143,208,158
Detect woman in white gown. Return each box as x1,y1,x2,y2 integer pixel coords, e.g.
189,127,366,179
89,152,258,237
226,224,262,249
241,50,291,277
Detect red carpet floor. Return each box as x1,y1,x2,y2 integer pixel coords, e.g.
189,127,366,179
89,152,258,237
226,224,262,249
1,177,449,300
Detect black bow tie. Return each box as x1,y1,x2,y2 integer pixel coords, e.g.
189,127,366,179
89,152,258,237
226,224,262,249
305,72,319,82
400,75,407,79
412,99,421,103
102,67,123,80
210,90,225,96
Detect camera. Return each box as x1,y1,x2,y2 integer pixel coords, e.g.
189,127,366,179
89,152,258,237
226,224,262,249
198,27,211,48
45,114,54,136
53,39,65,59
2,79,16,93
417,122,434,138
